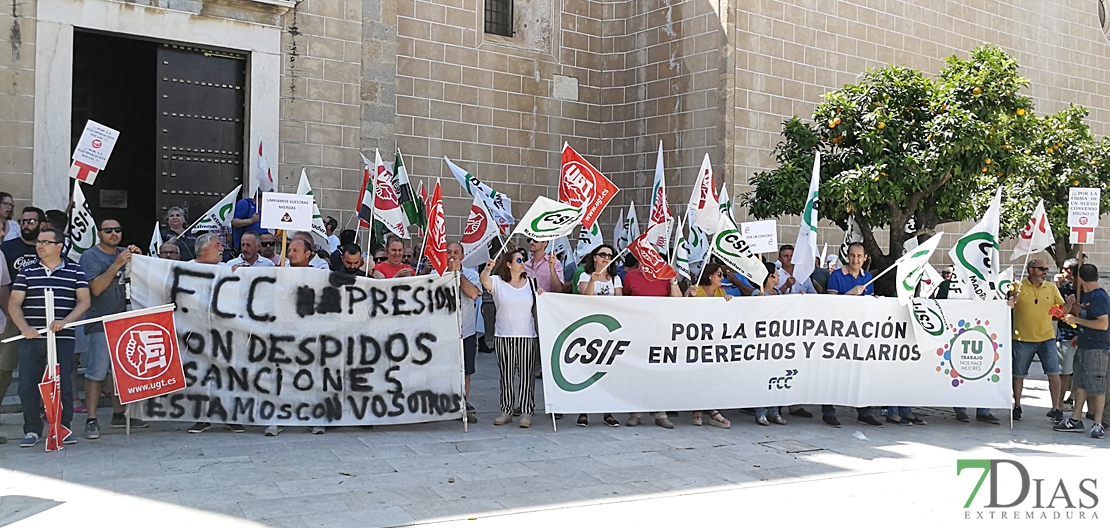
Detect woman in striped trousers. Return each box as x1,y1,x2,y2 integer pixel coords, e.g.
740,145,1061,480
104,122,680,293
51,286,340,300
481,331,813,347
480,248,540,428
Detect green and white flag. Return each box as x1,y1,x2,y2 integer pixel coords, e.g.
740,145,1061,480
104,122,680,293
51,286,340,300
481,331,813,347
718,187,732,221
445,156,514,230
612,209,625,253
948,188,1002,301
839,215,864,266
193,185,242,233
576,223,602,263
394,150,425,234
674,235,691,281
512,196,584,242
66,183,98,263
297,169,329,248
620,202,639,251
791,151,821,288
894,231,944,306
710,212,768,286
995,266,1014,300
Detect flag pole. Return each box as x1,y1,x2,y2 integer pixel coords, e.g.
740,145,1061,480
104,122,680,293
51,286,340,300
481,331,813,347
693,216,723,291
669,215,686,267
2,304,177,343
279,230,288,267
861,258,900,290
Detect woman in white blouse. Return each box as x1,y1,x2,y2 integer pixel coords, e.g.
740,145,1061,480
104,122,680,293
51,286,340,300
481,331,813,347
479,248,542,428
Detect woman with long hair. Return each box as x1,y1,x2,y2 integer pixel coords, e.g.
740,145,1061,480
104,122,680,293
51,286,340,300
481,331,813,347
684,260,731,428
479,247,541,428
574,244,622,427
0,192,19,241
161,207,197,260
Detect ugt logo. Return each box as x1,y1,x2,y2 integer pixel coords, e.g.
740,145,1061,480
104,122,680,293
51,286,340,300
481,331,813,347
957,459,1098,513
767,369,798,390
550,314,630,392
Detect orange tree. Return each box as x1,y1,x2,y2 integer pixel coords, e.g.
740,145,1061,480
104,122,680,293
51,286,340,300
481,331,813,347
741,45,1110,293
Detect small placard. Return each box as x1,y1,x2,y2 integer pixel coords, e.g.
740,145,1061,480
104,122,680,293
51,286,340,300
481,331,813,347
72,120,120,171
1067,187,1100,228
260,192,313,231
99,189,128,208
740,219,778,253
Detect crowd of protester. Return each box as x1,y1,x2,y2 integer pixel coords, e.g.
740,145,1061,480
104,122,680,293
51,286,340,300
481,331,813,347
0,192,1107,447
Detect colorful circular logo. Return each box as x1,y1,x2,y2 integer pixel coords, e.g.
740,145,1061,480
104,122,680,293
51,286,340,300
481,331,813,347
935,319,1003,388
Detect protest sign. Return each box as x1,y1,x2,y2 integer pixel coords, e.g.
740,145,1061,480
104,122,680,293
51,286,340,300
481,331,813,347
1068,188,1100,244
537,293,1011,413
739,220,777,254
129,257,465,426
68,120,120,185
260,192,313,231
104,307,187,405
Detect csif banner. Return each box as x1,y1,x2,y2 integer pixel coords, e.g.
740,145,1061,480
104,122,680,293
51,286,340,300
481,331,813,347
128,256,465,426
537,294,1011,413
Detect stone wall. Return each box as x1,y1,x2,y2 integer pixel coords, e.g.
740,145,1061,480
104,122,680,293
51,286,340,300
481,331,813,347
0,0,37,212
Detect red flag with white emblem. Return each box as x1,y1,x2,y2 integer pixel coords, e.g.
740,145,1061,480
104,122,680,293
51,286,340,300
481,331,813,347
104,306,186,405
629,233,677,282
423,181,448,275
461,192,500,268
560,143,619,229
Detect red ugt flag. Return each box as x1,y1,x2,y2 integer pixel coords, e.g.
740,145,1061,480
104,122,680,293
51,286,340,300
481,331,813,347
104,308,187,405
628,233,677,282
423,181,448,276
560,144,619,229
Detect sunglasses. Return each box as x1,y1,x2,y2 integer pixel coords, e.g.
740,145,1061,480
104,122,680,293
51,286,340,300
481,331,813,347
374,257,387,263
596,253,613,259
260,241,276,247
1030,266,1049,272
99,227,122,233
513,257,526,263
19,218,38,225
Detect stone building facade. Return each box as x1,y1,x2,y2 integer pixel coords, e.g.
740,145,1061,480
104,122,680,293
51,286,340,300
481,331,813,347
2,0,1110,259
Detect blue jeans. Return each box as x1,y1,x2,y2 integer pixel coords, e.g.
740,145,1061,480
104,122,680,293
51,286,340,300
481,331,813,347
884,406,913,418
756,407,781,418
822,405,872,418
953,407,991,415
1013,339,1061,377
19,338,75,435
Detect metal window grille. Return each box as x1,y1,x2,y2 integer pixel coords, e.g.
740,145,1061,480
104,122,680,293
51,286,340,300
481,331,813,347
485,0,513,37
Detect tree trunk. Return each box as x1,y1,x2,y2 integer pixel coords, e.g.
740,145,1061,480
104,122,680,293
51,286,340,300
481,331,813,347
1047,239,1082,270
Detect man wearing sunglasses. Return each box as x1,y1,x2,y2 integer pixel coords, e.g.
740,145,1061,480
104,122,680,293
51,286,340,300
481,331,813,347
1008,259,1066,422
1,207,45,282
259,232,280,265
78,219,148,439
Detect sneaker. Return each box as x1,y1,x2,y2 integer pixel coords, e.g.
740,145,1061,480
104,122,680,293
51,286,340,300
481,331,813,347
1092,423,1105,440
1047,409,1064,422
227,423,245,433
188,422,212,434
519,415,531,428
20,432,39,448
83,420,101,440
823,415,841,428
494,413,512,426
756,414,769,426
886,416,912,426
653,412,674,429
626,413,642,427
1013,405,1022,421
976,413,1001,425
63,432,77,445
1053,418,1084,432
111,414,149,428
264,425,283,437
576,414,588,427
309,427,325,435
955,412,971,422
603,414,620,427
788,407,813,418
858,415,884,427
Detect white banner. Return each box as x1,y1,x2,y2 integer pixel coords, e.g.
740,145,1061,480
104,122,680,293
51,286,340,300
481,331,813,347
538,294,1011,413
129,257,465,426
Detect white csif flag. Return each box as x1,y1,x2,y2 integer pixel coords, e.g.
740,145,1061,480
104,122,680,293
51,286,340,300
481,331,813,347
673,235,691,280
148,221,163,257
512,196,584,242
645,141,673,254
576,223,603,264
67,183,98,263
709,213,769,286
948,188,1002,301
791,151,821,288
919,263,944,299
193,185,242,233
622,202,640,250
995,267,1015,300
612,209,625,253
894,231,944,306
1011,199,1055,260
297,169,330,248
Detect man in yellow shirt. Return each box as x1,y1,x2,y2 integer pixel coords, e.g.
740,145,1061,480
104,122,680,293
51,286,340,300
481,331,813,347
1007,260,1065,421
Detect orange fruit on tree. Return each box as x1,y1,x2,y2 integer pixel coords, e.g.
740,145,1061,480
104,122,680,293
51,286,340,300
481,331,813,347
972,87,981,95
877,122,885,130
1016,108,1025,116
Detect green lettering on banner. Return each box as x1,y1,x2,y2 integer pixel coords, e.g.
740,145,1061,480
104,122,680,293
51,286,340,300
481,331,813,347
551,314,622,392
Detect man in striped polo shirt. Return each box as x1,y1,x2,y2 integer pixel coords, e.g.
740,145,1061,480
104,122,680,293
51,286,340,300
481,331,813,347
7,227,91,448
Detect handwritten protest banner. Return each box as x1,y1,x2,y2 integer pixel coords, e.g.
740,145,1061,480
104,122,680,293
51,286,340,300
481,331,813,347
538,294,1011,413
128,256,465,426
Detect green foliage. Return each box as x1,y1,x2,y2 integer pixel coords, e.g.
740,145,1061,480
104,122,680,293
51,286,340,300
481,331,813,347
741,45,1110,277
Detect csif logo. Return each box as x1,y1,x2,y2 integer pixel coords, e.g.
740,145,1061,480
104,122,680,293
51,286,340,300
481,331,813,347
953,233,997,281
715,229,756,259
911,298,947,337
530,207,582,233
768,369,798,390
957,459,1099,519
551,314,630,392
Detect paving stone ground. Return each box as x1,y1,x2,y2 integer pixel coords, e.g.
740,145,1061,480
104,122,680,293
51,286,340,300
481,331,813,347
1,353,1106,527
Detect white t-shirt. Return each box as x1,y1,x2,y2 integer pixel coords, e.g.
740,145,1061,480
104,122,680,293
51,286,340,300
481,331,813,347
283,255,330,269
225,255,276,267
776,266,816,294
432,268,482,338
578,273,622,296
489,276,536,338
2,220,18,242
327,235,340,253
